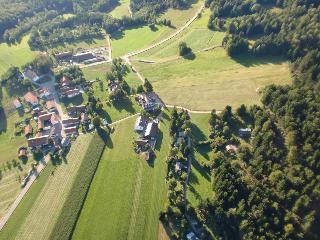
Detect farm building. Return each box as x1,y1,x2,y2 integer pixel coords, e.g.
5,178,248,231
13,99,22,109
134,116,148,132
24,92,39,106
28,135,49,148
73,52,96,63
54,51,73,62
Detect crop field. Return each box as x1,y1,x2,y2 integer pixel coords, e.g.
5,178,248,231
0,134,97,240
0,35,38,76
188,113,212,206
73,113,171,240
111,25,170,58
134,48,291,111
110,0,131,18
136,9,225,61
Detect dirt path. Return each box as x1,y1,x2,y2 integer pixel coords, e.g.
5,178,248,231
110,113,139,126
0,156,50,231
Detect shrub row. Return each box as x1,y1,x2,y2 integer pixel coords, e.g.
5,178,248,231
49,133,106,240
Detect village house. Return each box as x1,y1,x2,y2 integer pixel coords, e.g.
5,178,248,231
67,105,86,116
24,124,33,138
239,128,252,138
136,93,159,112
62,88,81,99
134,116,148,132
18,147,28,158
38,88,53,100
46,100,56,112
144,121,159,140
38,113,59,131
24,92,39,107
62,118,80,128
186,232,198,240
13,99,22,109
23,69,40,83
28,135,49,148
175,161,182,172
226,144,237,153
64,126,78,136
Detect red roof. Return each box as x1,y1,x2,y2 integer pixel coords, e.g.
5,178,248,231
13,99,22,108
38,113,53,129
46,100,56,110
62,118,79,126
24,125,33,136
51,113,60,125
28,136,49,148
24,92,38,104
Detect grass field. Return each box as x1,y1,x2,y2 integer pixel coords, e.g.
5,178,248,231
110,0,131,18
188,113,212,206
0,134,97,239
134,48,291,111
111,25,170,58
136,9,224,61
52,37,107,52
82,62,111,80
0,35,38,76
73,113,171,240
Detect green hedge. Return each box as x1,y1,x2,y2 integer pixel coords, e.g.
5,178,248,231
49,133,105,240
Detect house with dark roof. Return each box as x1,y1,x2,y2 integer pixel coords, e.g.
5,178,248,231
28,135,49,148
54,51,73,62
73,52,96,63
62,118,80,128
64,126,78,136
239,128,251,138
67,105,86,116
144,121,159,140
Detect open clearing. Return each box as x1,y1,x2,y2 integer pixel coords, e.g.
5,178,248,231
136,9,224,61
0,134,96,239
0,35,38,76
110,0,131,18
73,113,171,240
188,113,212,206
134,48,291,111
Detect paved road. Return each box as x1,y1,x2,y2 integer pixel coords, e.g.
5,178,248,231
125,3,205,58
0,156,50,230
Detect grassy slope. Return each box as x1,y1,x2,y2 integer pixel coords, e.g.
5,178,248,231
134,48,291,111
137,9,224,61
111,0,131,18
0,134,95,240
51,37,106,52
73,113,171,240
188,113,212,206
0,35,38,76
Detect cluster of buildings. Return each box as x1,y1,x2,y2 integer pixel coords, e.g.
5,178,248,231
54,49,106,66
133,115,159,161
58,76,81,99
136,92,161,112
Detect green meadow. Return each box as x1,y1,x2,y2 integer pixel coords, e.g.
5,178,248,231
73,114,171,240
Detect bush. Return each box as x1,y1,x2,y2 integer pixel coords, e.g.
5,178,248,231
49,133,106,240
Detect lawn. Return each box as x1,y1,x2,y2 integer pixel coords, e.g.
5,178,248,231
0,35,38,76
73,112,171,240
0,134,97,240
111,25,171,58
110,0,131,18
82,62,111,80
136,9,225,61
188,113,212,206
134,48,291,111
51,37,107,52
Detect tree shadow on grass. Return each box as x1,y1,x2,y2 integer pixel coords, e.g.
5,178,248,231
193,147,211,181
188,168,199,185
0,108,7,134
113,97,135,114
182,52,196,60
155,129,164,152
191,123,207,142
231,52,286,67
61,95,84,107
188,184,201,202
98,109,111,123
